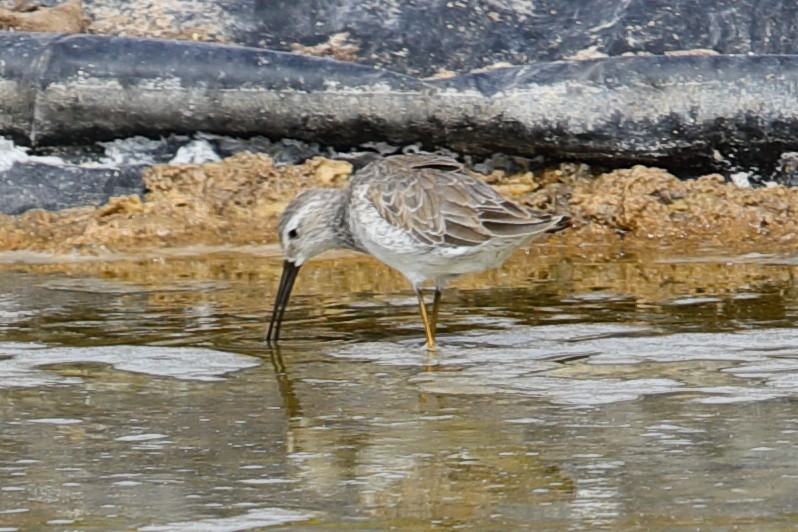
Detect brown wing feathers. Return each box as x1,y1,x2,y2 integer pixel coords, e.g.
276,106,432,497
364,155,559,247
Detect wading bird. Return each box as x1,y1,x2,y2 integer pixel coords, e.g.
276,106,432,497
266,154,569,348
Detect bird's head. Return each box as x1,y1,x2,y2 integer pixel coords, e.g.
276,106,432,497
278,188,344,267
267,188,345,344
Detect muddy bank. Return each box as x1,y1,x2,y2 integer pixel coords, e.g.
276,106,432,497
0,153,351,254
2,154,798,257
561,165,798,248
0,0,88,33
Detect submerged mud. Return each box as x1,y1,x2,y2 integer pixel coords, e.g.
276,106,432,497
1,153,797,258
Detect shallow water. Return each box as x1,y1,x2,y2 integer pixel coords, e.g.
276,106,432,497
3,246,798,529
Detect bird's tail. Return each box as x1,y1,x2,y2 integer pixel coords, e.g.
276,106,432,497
545,214,571,234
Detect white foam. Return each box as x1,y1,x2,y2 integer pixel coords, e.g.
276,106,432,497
28,418,82,425
139,508,314,531
0,344,259,389
170,140,221,164
417,373,682,405
330,324,798,406
666,296,723,305
0,138,65,171
115,433,168,442
237,478,298,485
730,171,753,188
505,417,547,424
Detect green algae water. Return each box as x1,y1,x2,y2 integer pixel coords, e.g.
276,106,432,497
2,246,798,530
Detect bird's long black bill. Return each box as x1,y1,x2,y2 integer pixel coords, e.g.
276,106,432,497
266,260,301,345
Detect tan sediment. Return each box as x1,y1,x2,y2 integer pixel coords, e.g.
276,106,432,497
555,164,798,251
85,0,228,42
290,32,360,62
0,153,351,255
1,154,798,262
0,0,89,33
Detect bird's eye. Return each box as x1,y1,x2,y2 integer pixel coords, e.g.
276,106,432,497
287,228,299,240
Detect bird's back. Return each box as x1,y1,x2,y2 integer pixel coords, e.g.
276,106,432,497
349,154,568,250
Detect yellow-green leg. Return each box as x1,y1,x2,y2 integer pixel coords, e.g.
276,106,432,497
430,287,442,333
416,290,436,349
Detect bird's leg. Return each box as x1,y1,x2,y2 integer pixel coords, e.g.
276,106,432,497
415,289,437,349
430,286,443,334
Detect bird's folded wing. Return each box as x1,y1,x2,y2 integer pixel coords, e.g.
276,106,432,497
363,154,557,247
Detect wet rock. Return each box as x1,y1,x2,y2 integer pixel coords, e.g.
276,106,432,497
199,135,325,165
243,0,798,77
469,153,546,176
3,31,798,175
770,152,798,187
68,1,798,78
0,163,143,214
3,0,793,219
